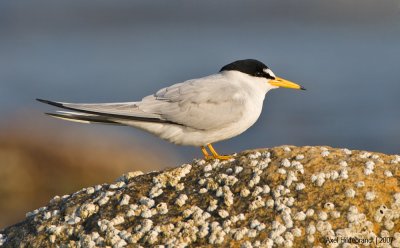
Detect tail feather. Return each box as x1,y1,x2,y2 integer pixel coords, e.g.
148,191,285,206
46,111,123,125
36,98,177,124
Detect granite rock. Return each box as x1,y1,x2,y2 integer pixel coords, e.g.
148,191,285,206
1,146,400,247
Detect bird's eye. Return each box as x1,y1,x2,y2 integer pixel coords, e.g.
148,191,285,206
255,72,263,77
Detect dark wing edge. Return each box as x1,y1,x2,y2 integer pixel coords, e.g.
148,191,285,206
36,98,182,125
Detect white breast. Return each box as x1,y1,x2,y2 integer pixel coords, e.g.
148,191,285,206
119,71,275,146
199,71,271,143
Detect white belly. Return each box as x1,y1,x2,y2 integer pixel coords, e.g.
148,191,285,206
118,72,272,146
119,94,265,146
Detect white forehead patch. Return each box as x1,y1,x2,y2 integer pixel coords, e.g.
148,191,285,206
263,68,276,78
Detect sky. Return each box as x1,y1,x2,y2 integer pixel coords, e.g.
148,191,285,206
1,0,400,162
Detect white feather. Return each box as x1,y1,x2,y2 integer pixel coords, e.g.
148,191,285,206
116,70,275,146
42,70,276,146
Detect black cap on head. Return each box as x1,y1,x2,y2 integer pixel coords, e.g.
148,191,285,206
220,59,274,79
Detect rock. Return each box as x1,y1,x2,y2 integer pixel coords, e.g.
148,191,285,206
1,146,400,247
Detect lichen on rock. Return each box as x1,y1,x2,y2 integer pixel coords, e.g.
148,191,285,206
1,146,400,247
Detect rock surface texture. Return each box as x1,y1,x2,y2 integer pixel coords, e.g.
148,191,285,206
1,146,400,247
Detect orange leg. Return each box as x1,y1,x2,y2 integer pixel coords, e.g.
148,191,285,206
206,143,233,160
201,146,213,160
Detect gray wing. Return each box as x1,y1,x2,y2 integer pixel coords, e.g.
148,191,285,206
36,99,170,123
38,73,246,130
137,74,247,130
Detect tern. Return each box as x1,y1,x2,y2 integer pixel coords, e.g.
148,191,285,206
37,59,305,160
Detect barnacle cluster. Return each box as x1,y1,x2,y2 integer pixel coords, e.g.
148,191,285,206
1,146,400,247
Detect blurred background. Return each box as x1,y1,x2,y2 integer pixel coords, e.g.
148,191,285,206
0,0,399,228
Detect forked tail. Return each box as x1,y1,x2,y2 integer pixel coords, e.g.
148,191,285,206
45,111,124,125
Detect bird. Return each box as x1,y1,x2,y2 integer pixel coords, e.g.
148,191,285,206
37,59,305,160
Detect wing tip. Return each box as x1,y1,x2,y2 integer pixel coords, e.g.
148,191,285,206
36,98,64,108
36,98,49,103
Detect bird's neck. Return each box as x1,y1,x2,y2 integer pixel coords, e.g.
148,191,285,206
224,71,272,96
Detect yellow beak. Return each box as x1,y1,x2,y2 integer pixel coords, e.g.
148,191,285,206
269,77,305,90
